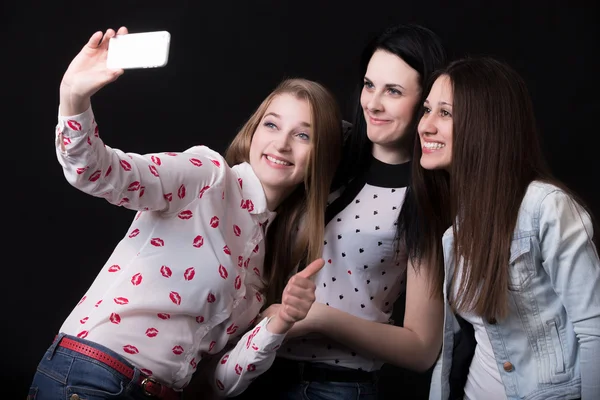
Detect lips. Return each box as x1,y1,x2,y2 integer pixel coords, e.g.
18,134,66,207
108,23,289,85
67,120,81,131
120,160,132,171
192,235,204,248
210,216,219,228
255,292,262,302
209,340,216,352
234,364,242,375
110,313,121,324
172,345,184,355
150,238,164,247
77,295,87,306
210,159,221,167
216,380,224,390
76,166,88,175
88,170,101,182
233,225,241,236
184,267,196,281
169,291,181,305
160,265,172,277
189,158,203,167
218,265,228,279
196,315,204,323
80,317,88,324
207,293,216,303
157,313,171,320
128,181,141,191
253,267,260,276
190,358,197,369
178,210,193,220
131,273,142,286
223,245,231,255
104,165,112,177
123,345,139,355
247,364,256,372
151,155,161,166
220,355,229,364
226,323,238,335
77,330,88,339
148,165,159,177
234,275,241,290
178,184,186,199
114,297,129,305
129,229,140,238
164,193,173,201
145,327,159,337
198,185,210,198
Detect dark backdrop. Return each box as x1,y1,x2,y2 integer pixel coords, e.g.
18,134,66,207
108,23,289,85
4,1,599,398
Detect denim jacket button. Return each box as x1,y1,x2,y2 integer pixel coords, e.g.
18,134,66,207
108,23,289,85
503,361,514,372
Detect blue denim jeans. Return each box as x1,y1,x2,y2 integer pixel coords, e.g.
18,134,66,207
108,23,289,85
277,381,377,400
27,333,181,400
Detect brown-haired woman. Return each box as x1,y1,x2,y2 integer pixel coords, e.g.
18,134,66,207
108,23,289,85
412,56,600,400
28,27,343,400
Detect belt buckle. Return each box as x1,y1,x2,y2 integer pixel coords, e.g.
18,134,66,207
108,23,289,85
141,376,159,397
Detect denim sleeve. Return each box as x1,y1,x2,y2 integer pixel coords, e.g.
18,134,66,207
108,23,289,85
538,190,600,400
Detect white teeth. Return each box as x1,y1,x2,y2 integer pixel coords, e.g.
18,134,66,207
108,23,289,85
266,155,291,166
423,142,445,150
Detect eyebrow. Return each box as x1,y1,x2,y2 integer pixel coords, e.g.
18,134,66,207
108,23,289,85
264,112,311,127
364,76,406,91
423,99,453,107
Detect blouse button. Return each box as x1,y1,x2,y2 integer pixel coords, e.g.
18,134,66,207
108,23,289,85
503,361,514,372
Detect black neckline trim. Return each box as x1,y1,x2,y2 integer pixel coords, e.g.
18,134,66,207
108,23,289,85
366,157,411,188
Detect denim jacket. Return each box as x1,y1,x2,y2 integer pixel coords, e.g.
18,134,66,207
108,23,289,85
429,181,600,400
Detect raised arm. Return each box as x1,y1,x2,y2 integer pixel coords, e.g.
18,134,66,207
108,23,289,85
56,28,225,213
539,190,600,400
290,260,444,372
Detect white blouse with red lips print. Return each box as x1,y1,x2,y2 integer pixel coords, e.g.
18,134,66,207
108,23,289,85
55,107,286,392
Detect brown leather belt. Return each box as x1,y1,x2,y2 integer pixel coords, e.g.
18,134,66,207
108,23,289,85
57,336,180,399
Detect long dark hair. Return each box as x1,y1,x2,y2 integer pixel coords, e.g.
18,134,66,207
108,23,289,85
410,57,597,319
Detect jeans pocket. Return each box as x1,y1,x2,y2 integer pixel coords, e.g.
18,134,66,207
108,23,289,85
27,386,38,400
65,382,124,400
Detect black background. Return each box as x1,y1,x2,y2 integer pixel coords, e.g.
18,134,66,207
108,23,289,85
5,1,599,398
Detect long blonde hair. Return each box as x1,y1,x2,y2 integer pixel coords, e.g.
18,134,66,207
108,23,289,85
226,78,343,305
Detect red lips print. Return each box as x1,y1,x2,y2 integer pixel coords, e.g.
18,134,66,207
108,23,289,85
192,235,204,248
120,160,132,171
77,330,88,339
253,244,259,253
190,358,197,369
110,313,121,324
253,267,260,276
95,300,102,307
123,345,139,355
196,316,204,323
76,166,88,175
255,292,262,303
160,265,172,278
139,187,145,197
77,295,87,306
210,159,221,167
238,256,243,268
172,345,184,355
164,152,178,156
218,265,228,279
189,158,202,167
157,313,170,320
87,137,92,145
169,291,181,305
178,210,193,220
114,297,129,305
216,380,224,390
238,178,243,188
89,170,101,182
67,120,81,131
247,364,256,372
226,324,238,335
233,225,241,236
150,238,164,247
128,229,140,238
207,293,216,303
223,245,231,255
209,340,216,352
220,354,229,364
210,216,219,228
178,184,186,199
104,165,112,177
164,193,173,202
234,275,241,290
184,267,195,281
244,259,250,269
234,364,242,375
116,198,129,206
148,165,159,177
141,368,153,376
94,125,99,137
151,155,161,165
246,200,254,212
145,327,158,337
131,273,142,286
198,185,210,198
80,317,88,324
128,181,141,191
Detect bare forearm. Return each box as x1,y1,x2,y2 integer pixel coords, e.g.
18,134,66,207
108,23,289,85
316,309,441,372
60,83,91,116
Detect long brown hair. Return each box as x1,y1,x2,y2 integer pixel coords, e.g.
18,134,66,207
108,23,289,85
412,57,596,320
225,78,343,305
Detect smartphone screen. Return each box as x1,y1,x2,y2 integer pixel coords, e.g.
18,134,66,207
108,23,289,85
107,31,171,70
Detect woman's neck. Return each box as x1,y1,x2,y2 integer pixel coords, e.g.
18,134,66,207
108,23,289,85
371,143,411,165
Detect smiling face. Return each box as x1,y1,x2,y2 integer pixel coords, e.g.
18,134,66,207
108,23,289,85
248,93,312,205
360,49,421,163
418,75,454,171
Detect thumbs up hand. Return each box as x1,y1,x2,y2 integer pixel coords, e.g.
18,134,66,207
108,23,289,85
265,258,325,335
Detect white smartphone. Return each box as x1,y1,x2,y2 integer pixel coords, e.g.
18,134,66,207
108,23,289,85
106,31,171,70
